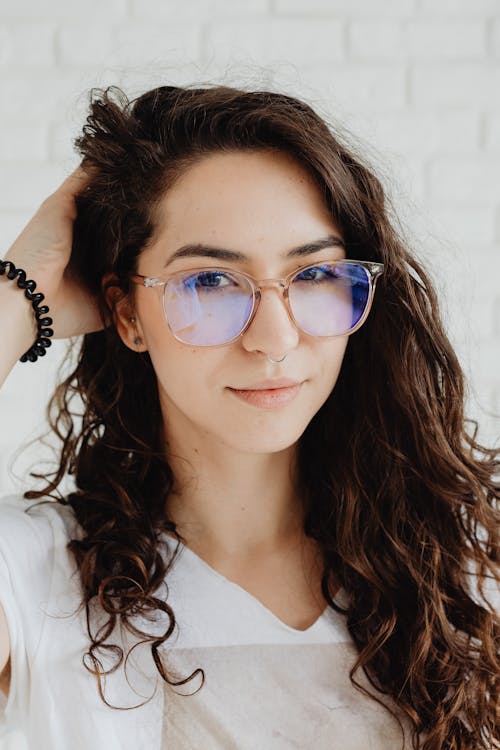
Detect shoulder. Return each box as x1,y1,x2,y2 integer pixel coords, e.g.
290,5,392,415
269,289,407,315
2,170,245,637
0,495,83,699
0,492,81,624
0,493,80,573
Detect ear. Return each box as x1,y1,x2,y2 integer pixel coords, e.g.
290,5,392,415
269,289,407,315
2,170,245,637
101,272,148,353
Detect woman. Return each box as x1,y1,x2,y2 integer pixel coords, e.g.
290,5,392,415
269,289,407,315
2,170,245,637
0,84,497,750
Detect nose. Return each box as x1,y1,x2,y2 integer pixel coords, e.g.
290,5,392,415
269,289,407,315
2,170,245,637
240,283,300,358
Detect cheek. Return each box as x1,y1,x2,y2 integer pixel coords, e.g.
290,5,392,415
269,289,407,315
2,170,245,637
153,350,210,425
149,343,200,393
144,324,217,414
324,336,349,377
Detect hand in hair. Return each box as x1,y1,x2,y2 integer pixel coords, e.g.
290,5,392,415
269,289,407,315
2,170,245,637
3,163,104,339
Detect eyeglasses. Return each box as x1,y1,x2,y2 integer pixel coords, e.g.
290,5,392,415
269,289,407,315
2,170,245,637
128,259,384,347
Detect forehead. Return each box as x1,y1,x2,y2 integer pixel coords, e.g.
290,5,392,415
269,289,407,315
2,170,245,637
147,150,343,264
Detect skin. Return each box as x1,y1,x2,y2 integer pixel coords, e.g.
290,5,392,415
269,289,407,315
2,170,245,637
112,149,348,576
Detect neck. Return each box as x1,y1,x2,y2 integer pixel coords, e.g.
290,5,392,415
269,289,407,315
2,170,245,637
164,446,304,561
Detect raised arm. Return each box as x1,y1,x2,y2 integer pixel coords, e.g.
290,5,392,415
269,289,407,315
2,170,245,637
0,163,103,389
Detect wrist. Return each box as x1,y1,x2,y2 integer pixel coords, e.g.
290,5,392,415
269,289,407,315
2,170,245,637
0,259,54,363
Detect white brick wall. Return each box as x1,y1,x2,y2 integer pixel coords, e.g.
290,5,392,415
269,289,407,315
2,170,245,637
0,0,499,494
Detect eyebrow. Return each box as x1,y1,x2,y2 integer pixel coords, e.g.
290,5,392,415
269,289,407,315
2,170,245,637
163,234,346,268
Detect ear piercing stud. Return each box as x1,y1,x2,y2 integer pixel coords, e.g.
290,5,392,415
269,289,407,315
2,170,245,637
130,316,141,346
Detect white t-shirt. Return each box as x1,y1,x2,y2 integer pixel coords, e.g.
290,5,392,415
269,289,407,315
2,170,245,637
0,492,416,750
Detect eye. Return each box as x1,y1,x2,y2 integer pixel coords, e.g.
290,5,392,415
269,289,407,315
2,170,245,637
184,270,234,290
294,264,338,283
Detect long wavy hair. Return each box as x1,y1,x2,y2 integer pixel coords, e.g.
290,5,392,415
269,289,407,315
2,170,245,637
20,84,498,749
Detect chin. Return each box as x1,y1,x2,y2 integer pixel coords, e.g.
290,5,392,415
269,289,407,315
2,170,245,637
221,420,307,454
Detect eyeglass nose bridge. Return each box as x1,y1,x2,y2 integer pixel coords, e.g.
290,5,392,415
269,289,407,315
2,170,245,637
253,277,288,294
250,278,291,315
245,277,296,336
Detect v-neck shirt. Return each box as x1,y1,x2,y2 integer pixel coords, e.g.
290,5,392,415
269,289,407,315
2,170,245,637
0,493,415,749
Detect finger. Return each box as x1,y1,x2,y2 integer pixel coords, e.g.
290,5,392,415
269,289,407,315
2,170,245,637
58,163,97,195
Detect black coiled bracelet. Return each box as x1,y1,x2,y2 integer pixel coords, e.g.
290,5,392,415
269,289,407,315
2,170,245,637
0,258,53,363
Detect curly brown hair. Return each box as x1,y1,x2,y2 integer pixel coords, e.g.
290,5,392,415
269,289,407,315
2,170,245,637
19,83,499,749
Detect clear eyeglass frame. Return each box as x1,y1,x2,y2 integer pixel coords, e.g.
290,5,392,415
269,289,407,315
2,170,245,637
128,258,385,347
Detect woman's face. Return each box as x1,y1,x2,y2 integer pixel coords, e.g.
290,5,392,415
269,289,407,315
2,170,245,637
115,149,349,457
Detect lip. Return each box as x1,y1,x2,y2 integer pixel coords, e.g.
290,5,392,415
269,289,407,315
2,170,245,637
228,383,302,409
231,377,302,391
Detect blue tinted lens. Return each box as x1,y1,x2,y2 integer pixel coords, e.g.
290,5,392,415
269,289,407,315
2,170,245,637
288,262,370,336
163,270,254,345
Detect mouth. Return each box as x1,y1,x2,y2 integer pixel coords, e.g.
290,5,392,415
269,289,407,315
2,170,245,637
227,383,303,409
231,377,302,390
